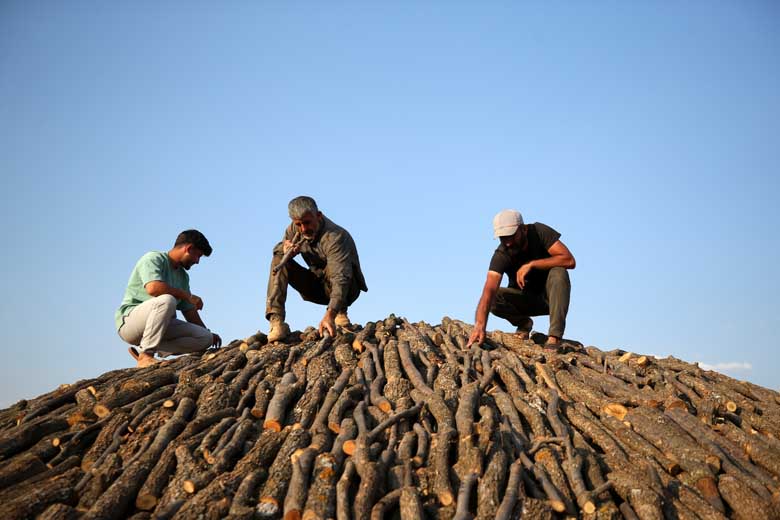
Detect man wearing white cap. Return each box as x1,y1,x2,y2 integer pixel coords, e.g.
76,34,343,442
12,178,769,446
467,210,576,349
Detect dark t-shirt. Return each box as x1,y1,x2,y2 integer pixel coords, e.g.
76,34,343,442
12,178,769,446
488,222,561,292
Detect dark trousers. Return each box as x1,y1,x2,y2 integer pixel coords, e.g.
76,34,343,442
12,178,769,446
490,267,571,338
265,256,361,320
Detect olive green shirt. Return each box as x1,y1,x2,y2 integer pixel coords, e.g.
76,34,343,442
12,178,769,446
274,216,367,311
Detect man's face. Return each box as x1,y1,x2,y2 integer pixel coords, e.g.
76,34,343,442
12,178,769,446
293,211,323,240
499,226,525,250
181,245,204,270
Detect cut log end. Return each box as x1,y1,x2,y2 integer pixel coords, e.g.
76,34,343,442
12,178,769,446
602,403,628,421
264,420,282,432
328,422,340,434
93,404,111,418
619,352,633,363
438,491,454,506
203,449,216,465
162,399,176,408
183,480,196,494
550,499,567,513
257,497,280,515
352,339,364,353
378,400,393,414
285,512,303,520
343,440,356,456
251,408,264,419
582,501,596,515
725,401,738,413
135,494,158,511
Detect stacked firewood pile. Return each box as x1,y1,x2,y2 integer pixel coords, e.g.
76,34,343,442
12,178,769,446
1,316,779,520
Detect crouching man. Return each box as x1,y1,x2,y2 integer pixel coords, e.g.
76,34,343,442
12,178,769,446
115,229,222,367
266,195,367,341
467,209,575,350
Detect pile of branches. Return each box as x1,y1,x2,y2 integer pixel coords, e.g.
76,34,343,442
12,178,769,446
1,315,780,520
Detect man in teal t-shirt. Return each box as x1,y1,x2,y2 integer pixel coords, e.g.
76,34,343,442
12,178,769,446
116,229,222,367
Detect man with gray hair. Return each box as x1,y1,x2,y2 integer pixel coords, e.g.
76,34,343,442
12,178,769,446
467,210,576,350
265,195,367,341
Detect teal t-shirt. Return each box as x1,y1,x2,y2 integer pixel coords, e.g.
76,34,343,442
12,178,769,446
115,251,195,330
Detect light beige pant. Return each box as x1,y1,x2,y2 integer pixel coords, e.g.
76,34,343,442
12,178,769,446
118,295,211,356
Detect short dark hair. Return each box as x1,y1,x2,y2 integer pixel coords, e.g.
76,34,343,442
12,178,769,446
174,229,212,256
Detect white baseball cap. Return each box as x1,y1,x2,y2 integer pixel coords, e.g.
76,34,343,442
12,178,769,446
493,209,524,238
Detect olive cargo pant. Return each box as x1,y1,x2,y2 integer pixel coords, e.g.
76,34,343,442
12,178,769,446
490,267,571,339
266,257,362,321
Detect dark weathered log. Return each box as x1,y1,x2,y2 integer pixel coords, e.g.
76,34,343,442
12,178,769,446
82,397,196,520
476,447,508,520
718,474,778,520
398,340,434,394
335,458,356,520
452,471,477,520
0,466,82,519
0,416,70,460
284,447,318,520
257,427,310,518
0,451,47,490
263,372,304,431
37,503,80,520
228,469,264,519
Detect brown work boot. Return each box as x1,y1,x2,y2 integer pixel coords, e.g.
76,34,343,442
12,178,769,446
267,315,291,342
335,310,351,328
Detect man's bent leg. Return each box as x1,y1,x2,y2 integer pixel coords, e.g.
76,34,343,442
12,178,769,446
156,319,212,356
490,287,548,331
546,267,571,339
266,257,327,319
118,295,177,353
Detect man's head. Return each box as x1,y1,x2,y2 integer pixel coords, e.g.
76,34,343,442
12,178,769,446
288,195,323,240
172,229,212,270
493,209,526,248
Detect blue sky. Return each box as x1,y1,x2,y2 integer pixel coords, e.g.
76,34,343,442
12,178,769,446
1,2,778,407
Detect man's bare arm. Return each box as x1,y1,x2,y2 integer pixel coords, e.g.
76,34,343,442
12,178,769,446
516,240,575,288
467,271,502,346
145,281,203,310
183,309,222,347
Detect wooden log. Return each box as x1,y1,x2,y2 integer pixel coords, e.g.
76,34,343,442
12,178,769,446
0,416,69,460
82,397,196,520
0,466,82,519
228,469,264,518
335,459,356,520
37,503,79,520
284,447,318,520
301,452,339,520
256,427,310,518
264,372,304,431
351,402,386,520
92,368,176,418
452,471,477,520
476,447,508,520
0,452,46,490
718,474,777,520
398,340,434,394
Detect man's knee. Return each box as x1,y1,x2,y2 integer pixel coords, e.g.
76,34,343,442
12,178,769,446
194,327,212,349
154,294,178,312
547,268,570,291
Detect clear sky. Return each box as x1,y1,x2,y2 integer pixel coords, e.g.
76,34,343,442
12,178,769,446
1,2,778,407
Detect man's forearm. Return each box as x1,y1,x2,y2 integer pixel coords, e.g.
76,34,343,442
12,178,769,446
474,293,493,329
183,309,206,328
528,255,574,271
147,281,189,301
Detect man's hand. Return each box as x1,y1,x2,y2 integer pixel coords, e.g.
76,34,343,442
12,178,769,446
318,309,336,338
282,240,301,255
467,324,486,347
211,333,222,348
187,294,204,311
515,263,533,289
